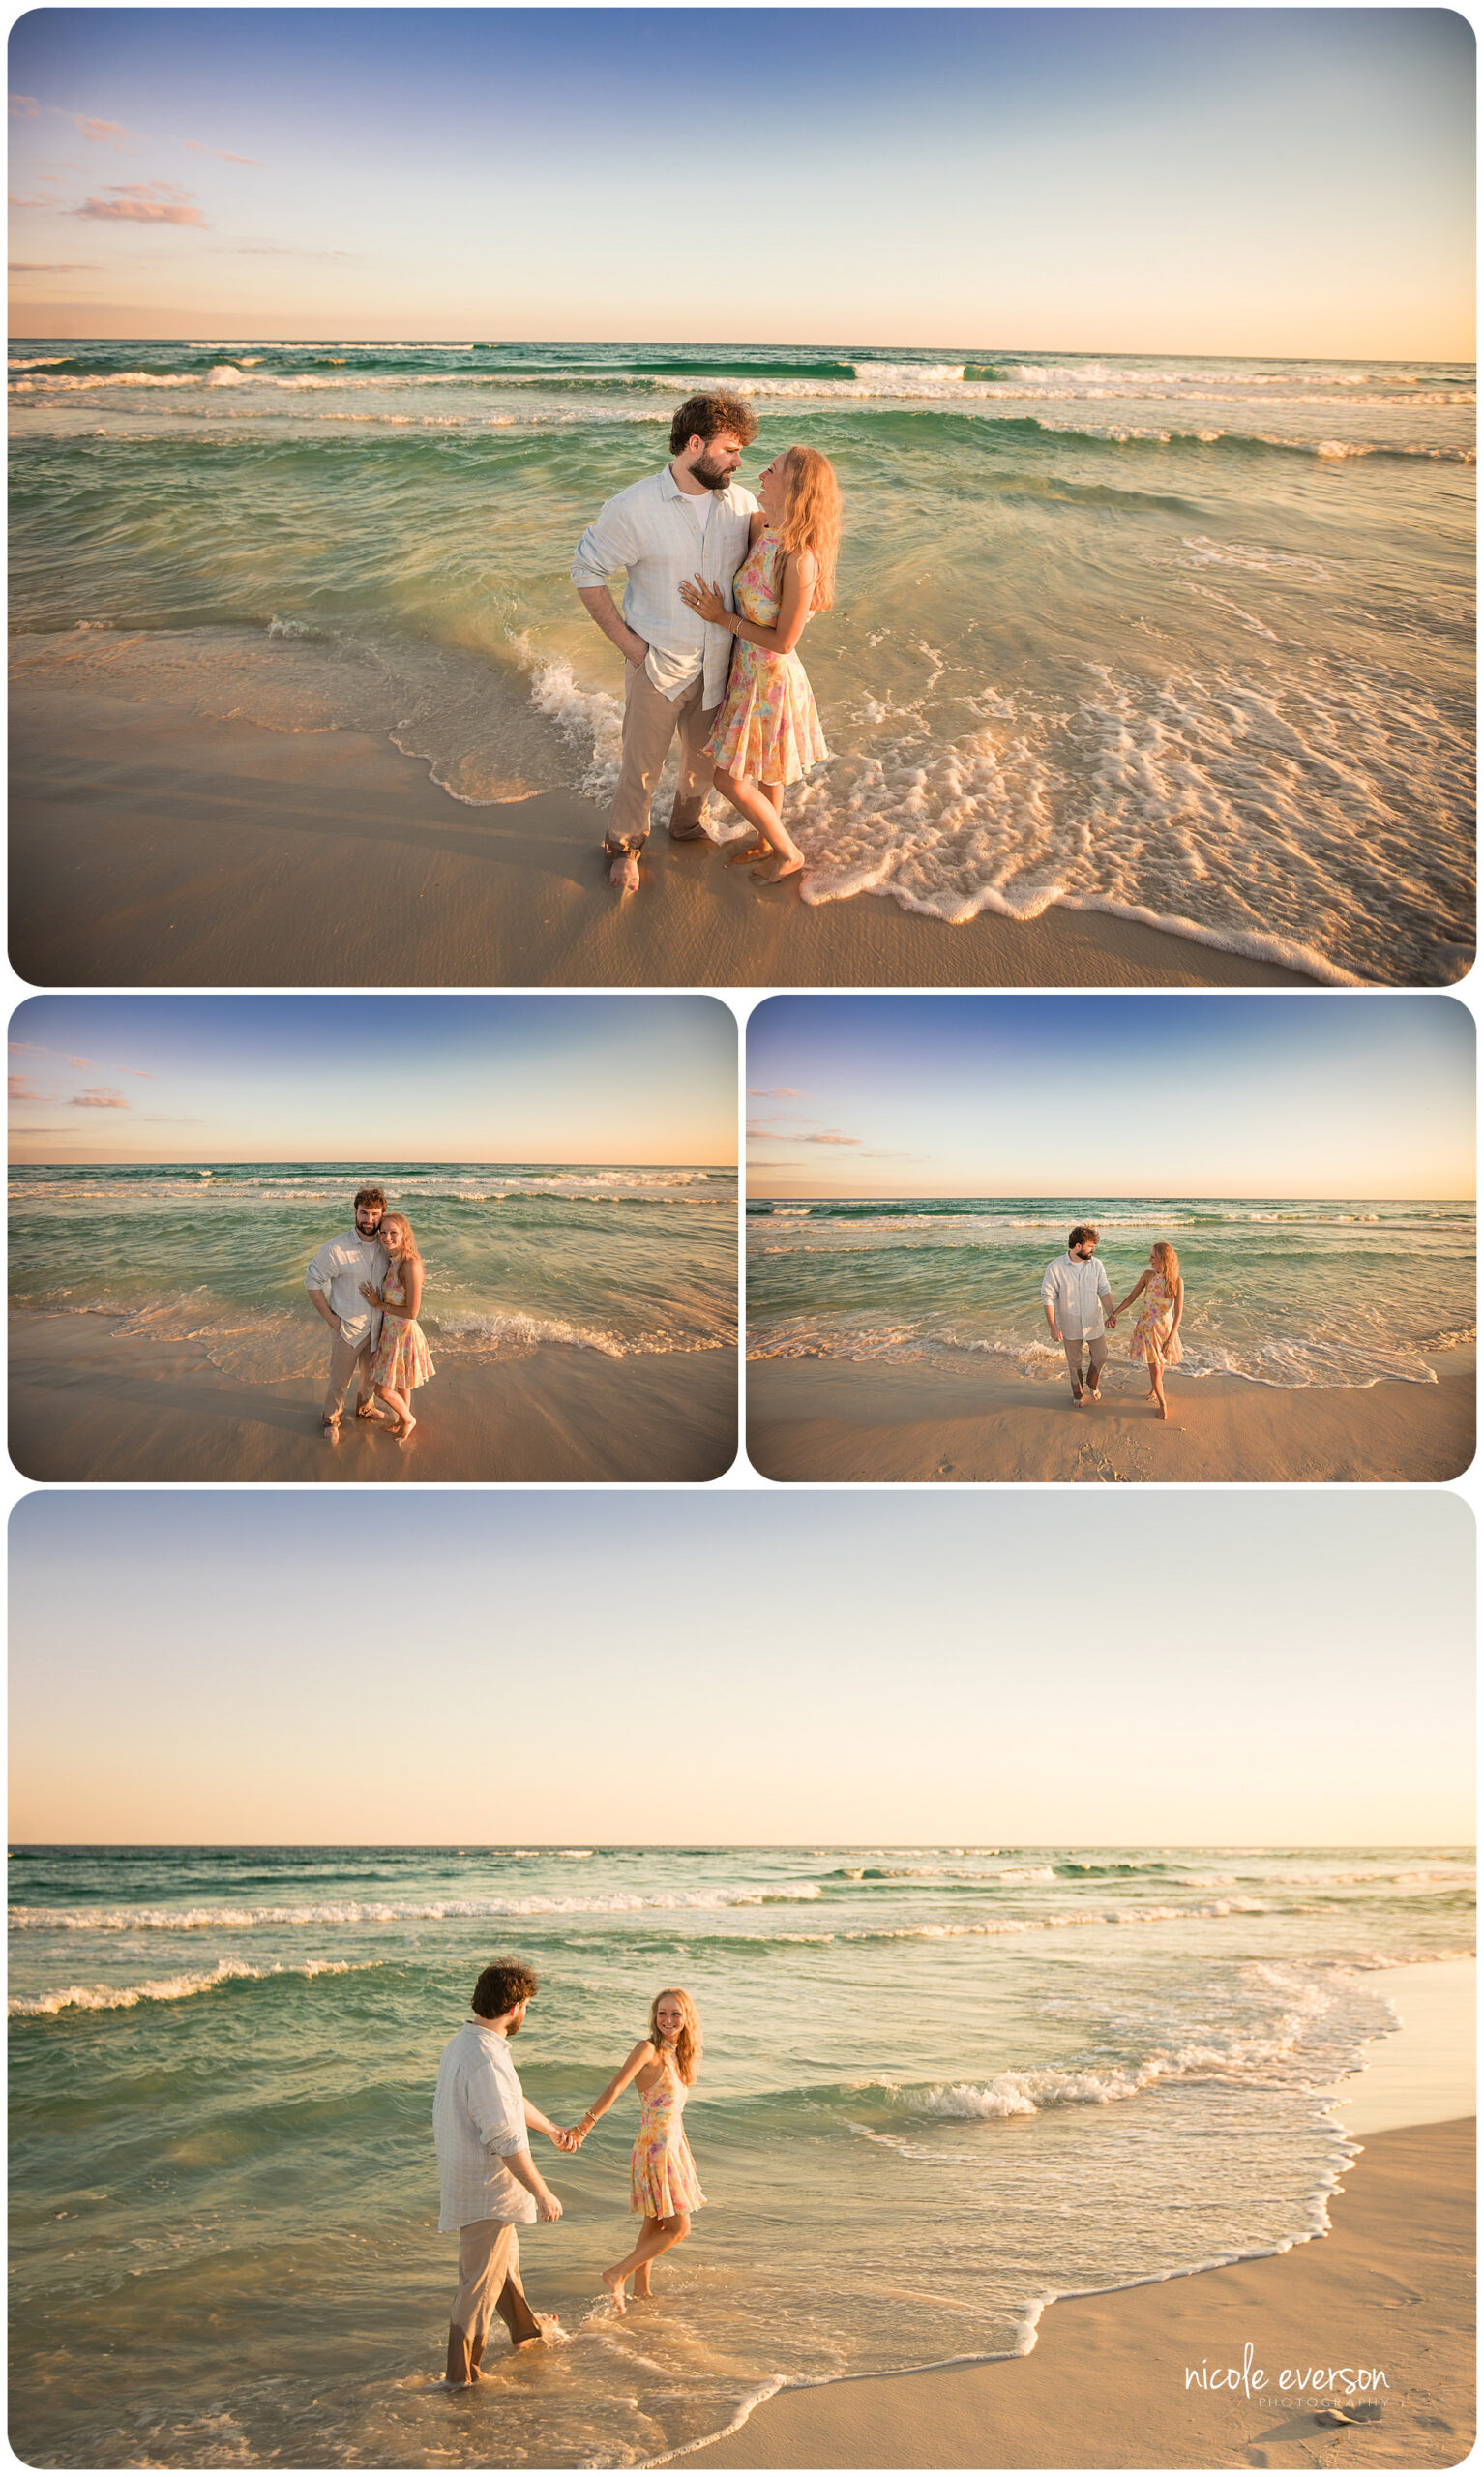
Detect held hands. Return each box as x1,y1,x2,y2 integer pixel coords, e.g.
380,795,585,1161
678,573,727,626
551,2126,584,2153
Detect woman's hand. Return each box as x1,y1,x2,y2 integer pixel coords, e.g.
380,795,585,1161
359,1281,383,1305
679,573,728,626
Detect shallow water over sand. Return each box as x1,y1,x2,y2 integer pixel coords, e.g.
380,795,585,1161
10,342,1474,983
9,1842,1472,2466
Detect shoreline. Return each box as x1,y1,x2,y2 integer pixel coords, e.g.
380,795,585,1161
745,1349,1475,1483
7,1309,736,1482
10,681,1325,990
682,2116,1475,2470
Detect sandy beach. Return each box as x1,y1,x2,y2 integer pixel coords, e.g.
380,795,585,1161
9,685,1321,991
8,1309,736,1483
746,1349,1475,1484
687,2116,1474,2470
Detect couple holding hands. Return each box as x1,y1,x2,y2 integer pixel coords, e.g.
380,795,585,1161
434,1960,705,2385
1041,1224,1187,1420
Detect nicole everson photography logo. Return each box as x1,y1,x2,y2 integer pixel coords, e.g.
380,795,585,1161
1186,2342,1390,2411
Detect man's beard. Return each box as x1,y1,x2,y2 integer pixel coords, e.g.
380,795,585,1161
690,451,732,490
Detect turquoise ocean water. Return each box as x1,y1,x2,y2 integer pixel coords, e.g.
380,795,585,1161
747,1196,1475,1388
9,1843,1473,2467
10,341,1474,983
8,1164,737,1374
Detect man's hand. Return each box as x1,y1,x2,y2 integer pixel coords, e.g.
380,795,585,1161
625,633,650,668
549,2126,581,2153
536,2190,563,2223
1105,1316,1117,1331
1050,1326,1062,1346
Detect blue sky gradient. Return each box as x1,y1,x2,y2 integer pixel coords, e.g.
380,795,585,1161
10,1488,1474,1843
8,994,737,1162
746,995,1475,1197
10,10,1474,350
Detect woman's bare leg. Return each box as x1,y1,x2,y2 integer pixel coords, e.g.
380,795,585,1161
376,1379,416,1437
715,771,802,879
1149,1358,1168,1419
602,2212,692,2313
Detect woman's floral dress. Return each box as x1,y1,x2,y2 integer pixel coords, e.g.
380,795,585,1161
705,526,828,786
371,1277,435,1392
1131,1270,1183,1366
630,2057,706,2218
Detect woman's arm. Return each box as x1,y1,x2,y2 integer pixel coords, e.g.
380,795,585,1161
397,1260,424,1322
574,2041,656,2141
1111,1272,1150,1317
1166,1278,1184,1338
680,549,817,656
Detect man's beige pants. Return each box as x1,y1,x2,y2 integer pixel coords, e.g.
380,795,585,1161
607,660,720,847
322,1327,373,1425
446,2219,539,2379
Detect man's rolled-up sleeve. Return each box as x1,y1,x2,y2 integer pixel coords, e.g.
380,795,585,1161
1040,1265,1059,1307
1097,1267,1113,1300
571,497,638,588
464,2057,527,2159
306,1239,333,1296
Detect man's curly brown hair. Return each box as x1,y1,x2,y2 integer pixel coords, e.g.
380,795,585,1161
471,1958,540,2018
668,391,758,455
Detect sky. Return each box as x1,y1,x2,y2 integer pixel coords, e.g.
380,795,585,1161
9,1488,1474,1844
746,995,1476,1198
8,9,1475,354
7,995,736,1163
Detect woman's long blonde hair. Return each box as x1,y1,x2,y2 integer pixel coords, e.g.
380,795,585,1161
1150,1240,1180,1285
650,1987,702,2085
778,446,842,611
381,1212,422,1265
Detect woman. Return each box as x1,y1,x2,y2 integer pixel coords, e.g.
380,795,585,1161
571,1988,705,2313
1112,1240,1185,1420
678,445,840,884
358,1213,435,1439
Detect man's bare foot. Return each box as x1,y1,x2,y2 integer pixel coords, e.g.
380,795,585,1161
608,850,640,893
726,840,771,867
1086,1386,1101,1405
322,1418,341,1442
602,2271,627,2315
1070,1391,1085,1410
752,855,803,883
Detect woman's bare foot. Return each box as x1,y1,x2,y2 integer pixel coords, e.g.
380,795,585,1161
725,840,771,867
395,1413,418,1440
602,2270,627,2315
608,850,640,894
752,855,803,884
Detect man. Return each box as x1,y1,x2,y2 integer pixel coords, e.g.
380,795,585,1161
1041,1222,1119,1407
572,390,759,893
433,1958,572,2385
305,1184,390,1440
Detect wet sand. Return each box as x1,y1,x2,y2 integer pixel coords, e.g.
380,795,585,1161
746,1350,1475,1484
10,685,1321,990
8,1311,736,1483
687,2118,1475,2470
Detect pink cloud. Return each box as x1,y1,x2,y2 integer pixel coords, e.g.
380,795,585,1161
67,115,134,145
9,1074,36,1100
185,139,262,166
802,1132,861,1146
9,260,99,271
75,179,205,226
9,95,40,119
70,1088,129,1110
747,1087,799,1098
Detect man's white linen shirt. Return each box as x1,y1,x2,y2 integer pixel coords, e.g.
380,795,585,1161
571,465,757,703
433,2020,538,2233
1041,1251,1113,1340
304,1228,389,1347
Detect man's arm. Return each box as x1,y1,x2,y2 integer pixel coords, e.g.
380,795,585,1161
572,500,648,667
576,582,648,669
1040,1267,1062,1344
306,1240,341,1329
500,2143,562,2221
